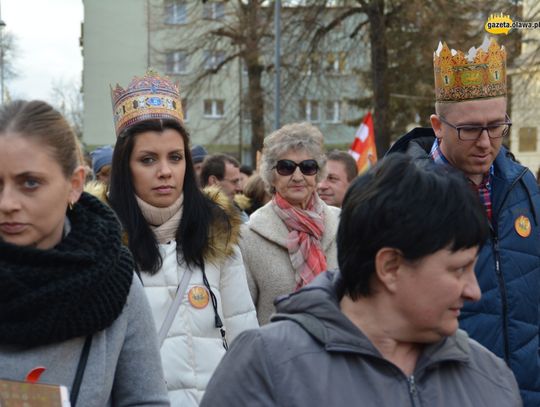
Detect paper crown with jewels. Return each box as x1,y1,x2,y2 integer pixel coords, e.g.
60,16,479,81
110,70,184,136
433,37,506,102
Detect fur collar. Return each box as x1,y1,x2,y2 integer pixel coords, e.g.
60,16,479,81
85,183,242,263
203,186,242,263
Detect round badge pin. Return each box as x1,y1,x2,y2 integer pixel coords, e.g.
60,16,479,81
188,286,210,309
514,215,531,238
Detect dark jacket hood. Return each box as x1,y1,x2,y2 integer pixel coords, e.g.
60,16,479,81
272,270,471,368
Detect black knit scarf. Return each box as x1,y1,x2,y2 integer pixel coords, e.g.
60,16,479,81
0,192,134,347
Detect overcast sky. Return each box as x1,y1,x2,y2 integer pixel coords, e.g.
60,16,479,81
2,0,83,102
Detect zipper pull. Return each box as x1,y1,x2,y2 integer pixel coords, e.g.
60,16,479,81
408,375,417,396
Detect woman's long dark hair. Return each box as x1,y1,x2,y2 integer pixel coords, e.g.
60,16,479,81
109,119,230,274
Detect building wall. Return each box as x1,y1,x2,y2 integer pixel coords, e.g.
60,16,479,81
82,0,368,163
82,0,148,146
510,0,540,176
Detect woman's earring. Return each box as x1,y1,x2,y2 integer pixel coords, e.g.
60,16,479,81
68,201,74,211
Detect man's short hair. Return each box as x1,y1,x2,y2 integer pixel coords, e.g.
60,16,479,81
240,164,253,177
337,153,489,299
327,150,358,182
200,154,240,187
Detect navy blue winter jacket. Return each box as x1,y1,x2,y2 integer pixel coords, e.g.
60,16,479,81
388,128,540,406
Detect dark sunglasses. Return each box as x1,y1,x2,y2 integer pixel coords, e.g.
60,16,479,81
273,159,319,176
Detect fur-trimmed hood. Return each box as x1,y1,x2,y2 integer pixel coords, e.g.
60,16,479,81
203,186,243,263
84,180,109,204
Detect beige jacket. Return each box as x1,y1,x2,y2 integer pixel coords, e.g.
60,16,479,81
239,200,340,324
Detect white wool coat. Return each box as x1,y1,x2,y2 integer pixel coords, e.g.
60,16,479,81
142,241,258,406
239,200,340,325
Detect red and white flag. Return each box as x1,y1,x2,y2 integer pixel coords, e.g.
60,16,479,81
348,111,377,174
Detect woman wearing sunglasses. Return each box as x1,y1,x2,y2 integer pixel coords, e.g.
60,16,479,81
239,122,340,324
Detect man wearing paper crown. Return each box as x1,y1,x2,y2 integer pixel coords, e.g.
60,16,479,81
387,37,540,405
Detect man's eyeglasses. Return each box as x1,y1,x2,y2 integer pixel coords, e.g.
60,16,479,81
273,159,319,176
438,115,512,141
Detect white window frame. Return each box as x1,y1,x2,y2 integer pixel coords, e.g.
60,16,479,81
203,99,225,118
203,50,225,71
300,100,320,123
203,2,225,20
326,52,346,75
166,50,188,74
165,1,187,25
325,101,341,123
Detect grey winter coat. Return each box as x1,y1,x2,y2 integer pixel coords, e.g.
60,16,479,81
201,271,522,407
0,276,170,407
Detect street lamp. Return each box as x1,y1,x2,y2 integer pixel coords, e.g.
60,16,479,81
0,19,6,104
274,0,281,130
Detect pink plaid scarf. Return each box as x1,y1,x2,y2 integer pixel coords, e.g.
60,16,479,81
272,192,327,290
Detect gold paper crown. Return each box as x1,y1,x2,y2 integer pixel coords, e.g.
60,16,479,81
434,37,506,102
110,70,184,136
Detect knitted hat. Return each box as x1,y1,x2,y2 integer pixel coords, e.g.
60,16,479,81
191,145,208,164
90,145,114,175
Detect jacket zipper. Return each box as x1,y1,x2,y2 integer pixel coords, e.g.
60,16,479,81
408,375,419,407
489,167,527,364
492,234,510,362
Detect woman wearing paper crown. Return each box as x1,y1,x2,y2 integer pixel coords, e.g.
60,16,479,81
108,70,258,406
0,100,169,406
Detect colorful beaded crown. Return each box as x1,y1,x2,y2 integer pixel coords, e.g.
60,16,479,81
434,37,506,102
110,70,184,136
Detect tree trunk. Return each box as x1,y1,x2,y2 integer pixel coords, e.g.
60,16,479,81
247,62,265,165
366,0,390,157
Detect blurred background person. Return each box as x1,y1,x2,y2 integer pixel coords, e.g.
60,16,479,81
240,122,340,324
191,144,208,186
90,145,114,185
201,154,248,222
241,174,271,216
200,154,242,200
108,71,257,406
239,164,253,193
317,150,358,208
0,100,168,406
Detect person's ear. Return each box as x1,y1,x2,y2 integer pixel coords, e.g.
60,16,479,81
208,174,219,186
68,165,86,205
430,114,443,139
374,247,403,294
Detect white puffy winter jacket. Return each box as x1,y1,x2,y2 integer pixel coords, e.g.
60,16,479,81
142,241,258,406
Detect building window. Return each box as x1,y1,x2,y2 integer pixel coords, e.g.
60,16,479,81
203,2,225,20
166,51,188,74
203,50,225,71
165,1,187,25
325,52,346,74
300,100,320,122
204,99,225,118
182,98,188,122
519,127,537,152
325,101,341,123
300,53,320,76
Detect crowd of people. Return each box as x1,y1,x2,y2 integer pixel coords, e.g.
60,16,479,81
0,36,538,407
